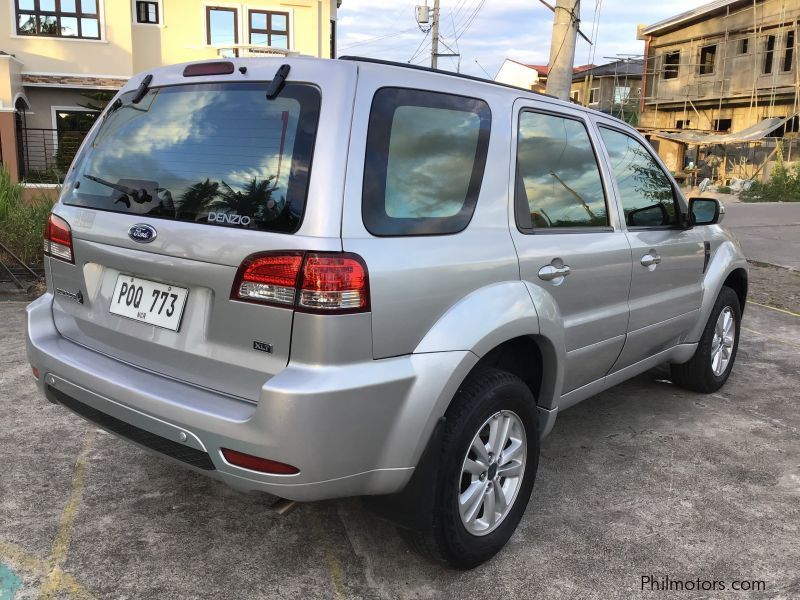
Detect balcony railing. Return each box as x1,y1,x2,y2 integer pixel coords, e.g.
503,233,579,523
215,45,299,58
18,127,87,183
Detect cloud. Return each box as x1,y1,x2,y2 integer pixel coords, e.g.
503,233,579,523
338,0,700,77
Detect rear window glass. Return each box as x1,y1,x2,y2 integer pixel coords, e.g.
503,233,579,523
362,88,491,236
62,82,320,233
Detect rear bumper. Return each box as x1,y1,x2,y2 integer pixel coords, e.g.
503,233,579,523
26,293,478,501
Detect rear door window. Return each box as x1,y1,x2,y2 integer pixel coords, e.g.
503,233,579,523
362,88,491,236
62,82,320,233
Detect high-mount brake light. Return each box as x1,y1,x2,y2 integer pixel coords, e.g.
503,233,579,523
43,214,74,264
183,61,235,77
231,251,370,314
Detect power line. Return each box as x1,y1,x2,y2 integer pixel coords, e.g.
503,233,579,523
409,29,431,63
454,0,487,42
339,26,418,51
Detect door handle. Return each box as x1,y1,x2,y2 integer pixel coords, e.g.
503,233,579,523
538,264,571,282
640,252,662,268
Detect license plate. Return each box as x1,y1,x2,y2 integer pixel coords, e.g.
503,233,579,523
110,275,188,331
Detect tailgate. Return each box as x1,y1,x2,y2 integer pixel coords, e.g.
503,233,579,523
48,215,340,402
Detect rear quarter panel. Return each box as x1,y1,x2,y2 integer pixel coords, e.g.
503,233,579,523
340,64,522,359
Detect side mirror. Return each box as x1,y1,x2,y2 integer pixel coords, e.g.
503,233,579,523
627,203,669,227
689,197,722,225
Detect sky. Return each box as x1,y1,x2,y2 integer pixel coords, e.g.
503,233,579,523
337,0,700,78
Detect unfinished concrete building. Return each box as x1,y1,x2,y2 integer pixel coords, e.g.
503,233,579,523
637,0,800,180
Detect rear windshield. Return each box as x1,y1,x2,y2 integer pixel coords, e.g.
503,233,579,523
62,82,320,233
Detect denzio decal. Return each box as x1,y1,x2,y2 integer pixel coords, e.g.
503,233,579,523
207,212,252,226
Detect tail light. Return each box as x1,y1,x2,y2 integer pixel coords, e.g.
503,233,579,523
231,251,369,314
43,214,74,264
221,448,299,475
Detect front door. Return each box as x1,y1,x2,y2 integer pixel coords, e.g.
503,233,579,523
510,102,632,394
596,124,705,371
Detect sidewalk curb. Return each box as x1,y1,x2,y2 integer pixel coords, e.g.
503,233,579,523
747,259,798,273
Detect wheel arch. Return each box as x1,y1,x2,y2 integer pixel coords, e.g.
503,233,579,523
723,267,748,314
687,241,749,343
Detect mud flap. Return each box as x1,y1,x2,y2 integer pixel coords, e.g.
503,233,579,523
361,417,445,531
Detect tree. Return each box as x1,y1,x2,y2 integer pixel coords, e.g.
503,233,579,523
211,176,281,222
177,179,220,220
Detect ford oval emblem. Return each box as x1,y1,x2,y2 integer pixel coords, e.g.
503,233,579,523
128,223,157,243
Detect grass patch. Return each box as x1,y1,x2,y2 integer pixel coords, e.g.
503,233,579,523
716,186,732,194
0,166,55,266
740,161,800,202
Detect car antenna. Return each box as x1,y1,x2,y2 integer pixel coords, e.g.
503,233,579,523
132,74,153,104
266,64,291,100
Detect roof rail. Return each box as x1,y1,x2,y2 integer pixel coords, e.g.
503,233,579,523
338,55,559,100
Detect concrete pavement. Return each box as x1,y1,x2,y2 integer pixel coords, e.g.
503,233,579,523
1,299,798,599
721,202,800,269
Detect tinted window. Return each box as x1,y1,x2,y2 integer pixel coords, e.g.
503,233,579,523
362,88,491,236
62,83,320,234
516,111,608,230
599,127,677,227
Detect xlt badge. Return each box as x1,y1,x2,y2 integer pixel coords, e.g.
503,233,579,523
253,341,273,353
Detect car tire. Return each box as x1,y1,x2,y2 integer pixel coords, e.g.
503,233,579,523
670,286,741,393
403,368,539,569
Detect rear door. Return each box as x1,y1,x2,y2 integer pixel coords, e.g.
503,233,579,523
47,60,357,402
594,122,705,370
510,101,632,394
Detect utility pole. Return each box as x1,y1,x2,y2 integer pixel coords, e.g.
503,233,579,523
431,0,440,69
545,0,580,101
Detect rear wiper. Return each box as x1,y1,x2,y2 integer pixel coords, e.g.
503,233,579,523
132,74,153,104
266,64,290,100
83,174,153,209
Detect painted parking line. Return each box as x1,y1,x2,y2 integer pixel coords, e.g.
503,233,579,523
0,427,98,600
747,300,800,318
38,428,97,600
0,563,21,600
0,540,94,600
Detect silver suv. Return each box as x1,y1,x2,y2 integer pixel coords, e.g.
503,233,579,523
27,56,748,568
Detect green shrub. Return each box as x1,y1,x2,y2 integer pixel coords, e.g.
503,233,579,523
741,161,800,202
716,186,732,194
0,166,55,266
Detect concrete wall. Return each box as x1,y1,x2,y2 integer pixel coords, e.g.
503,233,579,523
21,88,96,129
570,75,642,116
495,60,540,90
1,0,135,77
1,0,336,82
642,0,798,110
131,0,336,72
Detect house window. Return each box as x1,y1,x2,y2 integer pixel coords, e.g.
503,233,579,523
663,51,680,79
739,38,749,54
783,30,795,71
764,35,776,73
135,1,159,24
207,6,238,46
676,119,691,129
15,0,101,39
249,10,289,50
713,118,732,132
589,87,599,105
699,45,716,75
571,90,580,102
613,86,630,104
